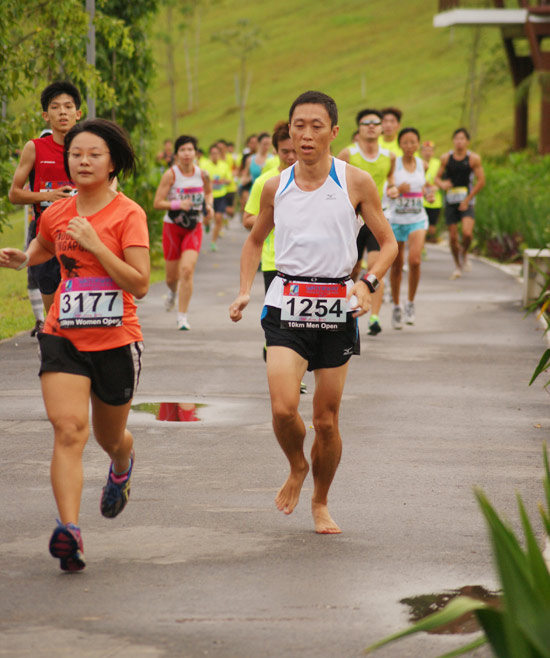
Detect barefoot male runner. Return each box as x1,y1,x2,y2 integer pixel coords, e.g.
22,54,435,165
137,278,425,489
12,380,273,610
229,91,397,534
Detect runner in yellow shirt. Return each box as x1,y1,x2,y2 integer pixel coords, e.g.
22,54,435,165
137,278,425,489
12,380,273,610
202,144,232,252
378,107,403,157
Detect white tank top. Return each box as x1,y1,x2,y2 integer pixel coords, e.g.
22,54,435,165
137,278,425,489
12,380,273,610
264,158,359,309
163,164,205,225
389,156,428,225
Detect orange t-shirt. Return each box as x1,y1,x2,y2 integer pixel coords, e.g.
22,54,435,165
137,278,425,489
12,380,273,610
40,192,149,351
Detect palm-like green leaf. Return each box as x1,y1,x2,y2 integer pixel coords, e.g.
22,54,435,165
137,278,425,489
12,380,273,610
363,596,487,654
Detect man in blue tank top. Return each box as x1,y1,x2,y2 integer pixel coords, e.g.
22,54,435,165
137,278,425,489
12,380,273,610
229,91,397,535
435,128,485,279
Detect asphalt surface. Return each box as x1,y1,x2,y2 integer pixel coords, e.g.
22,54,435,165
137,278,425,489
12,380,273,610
1,219,548,658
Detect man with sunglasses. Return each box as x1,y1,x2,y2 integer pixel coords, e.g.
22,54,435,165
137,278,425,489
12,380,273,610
338,109,397,336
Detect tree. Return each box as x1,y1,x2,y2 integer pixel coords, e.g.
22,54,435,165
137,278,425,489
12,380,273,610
0,0,133,231
212,19,262,152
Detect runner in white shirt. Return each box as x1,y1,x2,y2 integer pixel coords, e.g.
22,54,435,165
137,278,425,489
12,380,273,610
229,91,397,535
388,127,434,329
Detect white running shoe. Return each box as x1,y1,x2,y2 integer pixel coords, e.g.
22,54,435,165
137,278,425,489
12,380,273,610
392,305,403,330
177,319,191,331
165,290,177,311
404,301,415,325
450,268,462,280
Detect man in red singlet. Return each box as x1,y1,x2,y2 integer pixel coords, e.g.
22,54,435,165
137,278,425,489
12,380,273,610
9,81,82,313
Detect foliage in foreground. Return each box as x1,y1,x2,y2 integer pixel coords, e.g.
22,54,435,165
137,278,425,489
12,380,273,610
474,152,550,261
365,444,550,658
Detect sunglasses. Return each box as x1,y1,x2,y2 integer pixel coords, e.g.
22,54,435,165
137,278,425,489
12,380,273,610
360,120,382,126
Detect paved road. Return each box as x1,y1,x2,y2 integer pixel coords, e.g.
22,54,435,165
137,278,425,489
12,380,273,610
1,220,548,658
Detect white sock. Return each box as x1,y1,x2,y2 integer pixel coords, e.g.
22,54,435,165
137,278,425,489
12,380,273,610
28,288,44,322
177,313,188,325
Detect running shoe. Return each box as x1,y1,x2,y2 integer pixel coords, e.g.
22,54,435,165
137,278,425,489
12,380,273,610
30,320,44,337
210,242,218,252
178,319,191,331
300,381,307,395
392,305,403,330
404,301,415,325
100,450,135,519
368,317,382,336
450,268,462,280
165,290,177,312
49,520,85,572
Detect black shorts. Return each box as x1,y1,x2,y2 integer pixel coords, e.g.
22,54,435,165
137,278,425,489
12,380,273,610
225,192,235,207
445,203,475,226
263,270,277,294
213,196,227,214
30,257,61,295
25,219,39,290
356,224,380,260
261,305,360,371
425,207,441,227
37,333,143,406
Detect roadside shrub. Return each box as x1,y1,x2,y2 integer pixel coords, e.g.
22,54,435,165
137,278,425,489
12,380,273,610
474,152,550,261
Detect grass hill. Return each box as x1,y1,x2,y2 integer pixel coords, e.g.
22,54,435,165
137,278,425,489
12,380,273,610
149,0,541,156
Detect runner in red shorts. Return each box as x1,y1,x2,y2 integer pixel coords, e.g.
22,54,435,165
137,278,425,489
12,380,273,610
154,135,213,330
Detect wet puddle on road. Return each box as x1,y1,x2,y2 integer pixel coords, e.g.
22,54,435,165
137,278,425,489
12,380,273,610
131,401,206,422
401,585,501,634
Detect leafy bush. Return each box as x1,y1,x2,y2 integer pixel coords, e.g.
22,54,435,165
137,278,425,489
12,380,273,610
474,152,550,260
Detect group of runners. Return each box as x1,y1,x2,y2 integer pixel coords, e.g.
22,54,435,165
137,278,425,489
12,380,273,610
1,81,485,571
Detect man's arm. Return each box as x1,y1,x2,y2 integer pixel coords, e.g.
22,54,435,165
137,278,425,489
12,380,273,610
434,153,451,190
461,152,485,208
229,177,278,322
346,166,398,315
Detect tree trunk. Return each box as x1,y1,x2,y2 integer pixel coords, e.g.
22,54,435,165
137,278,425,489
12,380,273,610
166,6,177,139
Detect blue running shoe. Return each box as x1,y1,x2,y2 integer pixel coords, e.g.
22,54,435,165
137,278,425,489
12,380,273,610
100,450,135,519
49,520,85,572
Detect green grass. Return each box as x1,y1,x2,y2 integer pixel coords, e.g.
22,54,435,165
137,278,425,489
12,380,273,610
0,211,35,340
149,0,541,155
0,209,165,341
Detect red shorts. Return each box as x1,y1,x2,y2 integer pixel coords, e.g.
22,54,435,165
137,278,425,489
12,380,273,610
162,222,203,261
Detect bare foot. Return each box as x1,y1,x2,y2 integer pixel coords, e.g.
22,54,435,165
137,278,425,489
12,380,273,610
312,501,342,534
275,464,309,515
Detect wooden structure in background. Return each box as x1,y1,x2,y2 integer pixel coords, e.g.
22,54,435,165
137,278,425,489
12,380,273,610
434,1,550,153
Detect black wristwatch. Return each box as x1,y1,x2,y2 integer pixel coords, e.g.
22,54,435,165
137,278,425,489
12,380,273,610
360,273,379,293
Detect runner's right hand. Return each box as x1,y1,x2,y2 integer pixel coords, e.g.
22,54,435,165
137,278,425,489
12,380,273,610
229,294,250,322
49,186,74,201
0,248,26,269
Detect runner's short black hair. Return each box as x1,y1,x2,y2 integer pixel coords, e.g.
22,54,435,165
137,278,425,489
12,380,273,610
257,132,271,142
64,119,135,181
453,127,470,140
289,91,338,127
381,106,402,122
41,81,82,112
398,127,420,144
272,120,291,150
174,135,198,152
355,108,382,125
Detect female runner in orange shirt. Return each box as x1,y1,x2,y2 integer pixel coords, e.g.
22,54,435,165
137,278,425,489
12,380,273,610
0,119,150,572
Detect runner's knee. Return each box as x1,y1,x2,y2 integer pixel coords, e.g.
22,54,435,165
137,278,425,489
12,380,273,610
52,416,88,449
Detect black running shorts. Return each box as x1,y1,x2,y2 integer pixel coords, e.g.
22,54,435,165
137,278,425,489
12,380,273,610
261,305,360,371
445,203,475,226
30,257,61,295
37,333,143,406
356,224,380,260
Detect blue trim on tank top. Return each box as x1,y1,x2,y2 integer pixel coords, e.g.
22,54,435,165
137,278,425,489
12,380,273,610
279,166,295,194
329,158,342,189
